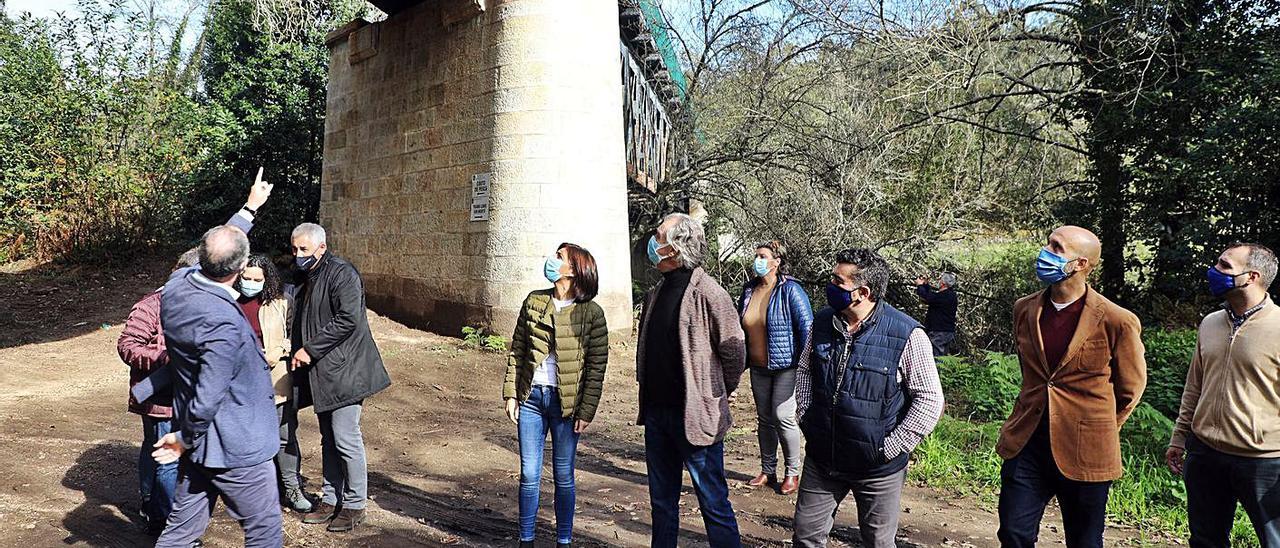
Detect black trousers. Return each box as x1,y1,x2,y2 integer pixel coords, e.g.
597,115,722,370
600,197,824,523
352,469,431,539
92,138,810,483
997,423,1111,548
1185,435,1280,547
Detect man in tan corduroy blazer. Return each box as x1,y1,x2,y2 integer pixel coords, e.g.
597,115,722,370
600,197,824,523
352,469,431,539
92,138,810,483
996,226,1147,548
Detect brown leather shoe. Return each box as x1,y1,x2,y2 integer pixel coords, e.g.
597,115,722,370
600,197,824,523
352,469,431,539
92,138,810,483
301,502,337,524
747,473,776,488
327,507,366,532
780,475,800,495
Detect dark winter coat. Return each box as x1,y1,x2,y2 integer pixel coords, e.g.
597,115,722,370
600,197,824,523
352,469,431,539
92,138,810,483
293,252,391,413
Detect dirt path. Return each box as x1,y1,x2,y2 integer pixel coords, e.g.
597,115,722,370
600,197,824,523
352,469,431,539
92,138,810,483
0,258,1160,547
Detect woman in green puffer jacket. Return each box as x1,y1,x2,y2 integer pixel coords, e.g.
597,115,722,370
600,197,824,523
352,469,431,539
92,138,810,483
502,242,609,548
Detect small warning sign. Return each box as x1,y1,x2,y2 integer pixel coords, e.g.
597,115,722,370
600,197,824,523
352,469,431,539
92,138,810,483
470,172,491,222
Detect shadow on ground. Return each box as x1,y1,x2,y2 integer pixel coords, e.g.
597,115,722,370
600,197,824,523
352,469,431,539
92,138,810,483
61,441,153,547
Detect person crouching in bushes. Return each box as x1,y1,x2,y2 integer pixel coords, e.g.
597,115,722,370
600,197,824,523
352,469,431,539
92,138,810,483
237,254,312,513
503,243,609,548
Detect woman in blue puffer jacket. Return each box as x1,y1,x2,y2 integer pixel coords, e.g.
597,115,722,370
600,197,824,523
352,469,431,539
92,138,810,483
739,240,813,495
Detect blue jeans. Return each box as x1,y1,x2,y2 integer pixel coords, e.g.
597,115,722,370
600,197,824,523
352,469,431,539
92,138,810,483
518,385,580,544
140,416,179,525
643,405,741,548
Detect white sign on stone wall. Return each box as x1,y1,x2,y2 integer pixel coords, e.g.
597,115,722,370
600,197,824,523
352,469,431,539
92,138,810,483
470,172,491,222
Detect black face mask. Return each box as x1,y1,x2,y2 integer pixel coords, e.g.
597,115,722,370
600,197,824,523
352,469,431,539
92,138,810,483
294,254,318,272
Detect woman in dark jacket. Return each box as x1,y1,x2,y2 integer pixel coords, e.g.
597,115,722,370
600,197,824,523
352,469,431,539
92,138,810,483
503,243,609,548
739,240,813,495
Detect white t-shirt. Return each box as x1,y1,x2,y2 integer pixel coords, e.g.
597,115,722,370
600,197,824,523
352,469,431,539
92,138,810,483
1051,297,1081,312
532,297,576,387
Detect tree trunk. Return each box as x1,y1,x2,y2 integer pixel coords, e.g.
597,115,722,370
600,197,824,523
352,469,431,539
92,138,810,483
1091,135,1129,304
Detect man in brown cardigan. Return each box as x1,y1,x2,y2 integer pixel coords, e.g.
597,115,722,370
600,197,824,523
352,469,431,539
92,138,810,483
996,226,1147,548
637,212,747,548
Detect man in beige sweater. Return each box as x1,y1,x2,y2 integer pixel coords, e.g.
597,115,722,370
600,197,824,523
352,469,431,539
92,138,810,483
1167,242,1280,547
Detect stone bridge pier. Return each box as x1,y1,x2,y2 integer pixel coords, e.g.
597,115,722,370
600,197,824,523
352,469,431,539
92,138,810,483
321,0,634,338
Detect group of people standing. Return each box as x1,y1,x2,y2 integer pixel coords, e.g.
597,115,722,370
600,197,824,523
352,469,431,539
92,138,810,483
119,175,391,547
117,177,1279,548
502,213,946,548
503,215,1280,548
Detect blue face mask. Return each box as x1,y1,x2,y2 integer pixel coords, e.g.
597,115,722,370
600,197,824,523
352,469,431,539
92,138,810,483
295,254,318,271
824,282,855,312
545,256,565,283
1206,266,1243,297
647,236,670,266
753,257,772,277
1035,248,1074,285
238,279,264,298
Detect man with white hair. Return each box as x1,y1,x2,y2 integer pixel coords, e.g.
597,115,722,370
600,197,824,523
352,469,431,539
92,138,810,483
289,222,391,533
636,213,747,547
915,271,959,356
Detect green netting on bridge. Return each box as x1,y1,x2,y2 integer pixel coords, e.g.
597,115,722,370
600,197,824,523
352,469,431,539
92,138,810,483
637,0,688,102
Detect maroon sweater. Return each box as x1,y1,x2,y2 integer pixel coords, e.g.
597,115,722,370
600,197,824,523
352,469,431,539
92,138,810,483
117,290,173,417
1040,293,1086,371
1032,293,1086,434
238,296,263,344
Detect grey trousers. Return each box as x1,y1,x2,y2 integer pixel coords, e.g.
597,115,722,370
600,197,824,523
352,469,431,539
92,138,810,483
276,402,302,491
926,331,956,356
318,402,368,509
750,367,803,477
792,456,906,548
155,458,283,548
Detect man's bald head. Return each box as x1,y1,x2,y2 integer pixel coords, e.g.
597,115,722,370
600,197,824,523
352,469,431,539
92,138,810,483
199,225,250,279
1047,225,1102,276
1054,226,1101,262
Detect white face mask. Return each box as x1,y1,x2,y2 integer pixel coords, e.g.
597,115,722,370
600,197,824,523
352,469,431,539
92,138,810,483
239,279,265,298
753,257,773,277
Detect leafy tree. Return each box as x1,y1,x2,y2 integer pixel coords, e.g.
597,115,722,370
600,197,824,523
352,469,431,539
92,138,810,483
184,0,367,254
0,1,217,262
1127,0,1280,309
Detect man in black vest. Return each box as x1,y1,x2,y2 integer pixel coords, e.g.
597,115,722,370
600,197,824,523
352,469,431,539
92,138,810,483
793,248,945,548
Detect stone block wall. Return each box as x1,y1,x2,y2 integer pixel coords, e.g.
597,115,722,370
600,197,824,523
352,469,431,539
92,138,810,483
321,0,634,339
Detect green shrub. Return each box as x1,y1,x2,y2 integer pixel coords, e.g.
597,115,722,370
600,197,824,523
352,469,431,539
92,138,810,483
461,326,508,353
1142,328,1197,419
1120,402,1176,461
936,352,1022,422
911,415,1004,496
0,8,220,262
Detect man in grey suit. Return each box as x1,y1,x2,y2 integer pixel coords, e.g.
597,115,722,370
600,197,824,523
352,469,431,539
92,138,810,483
151,176,284,548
